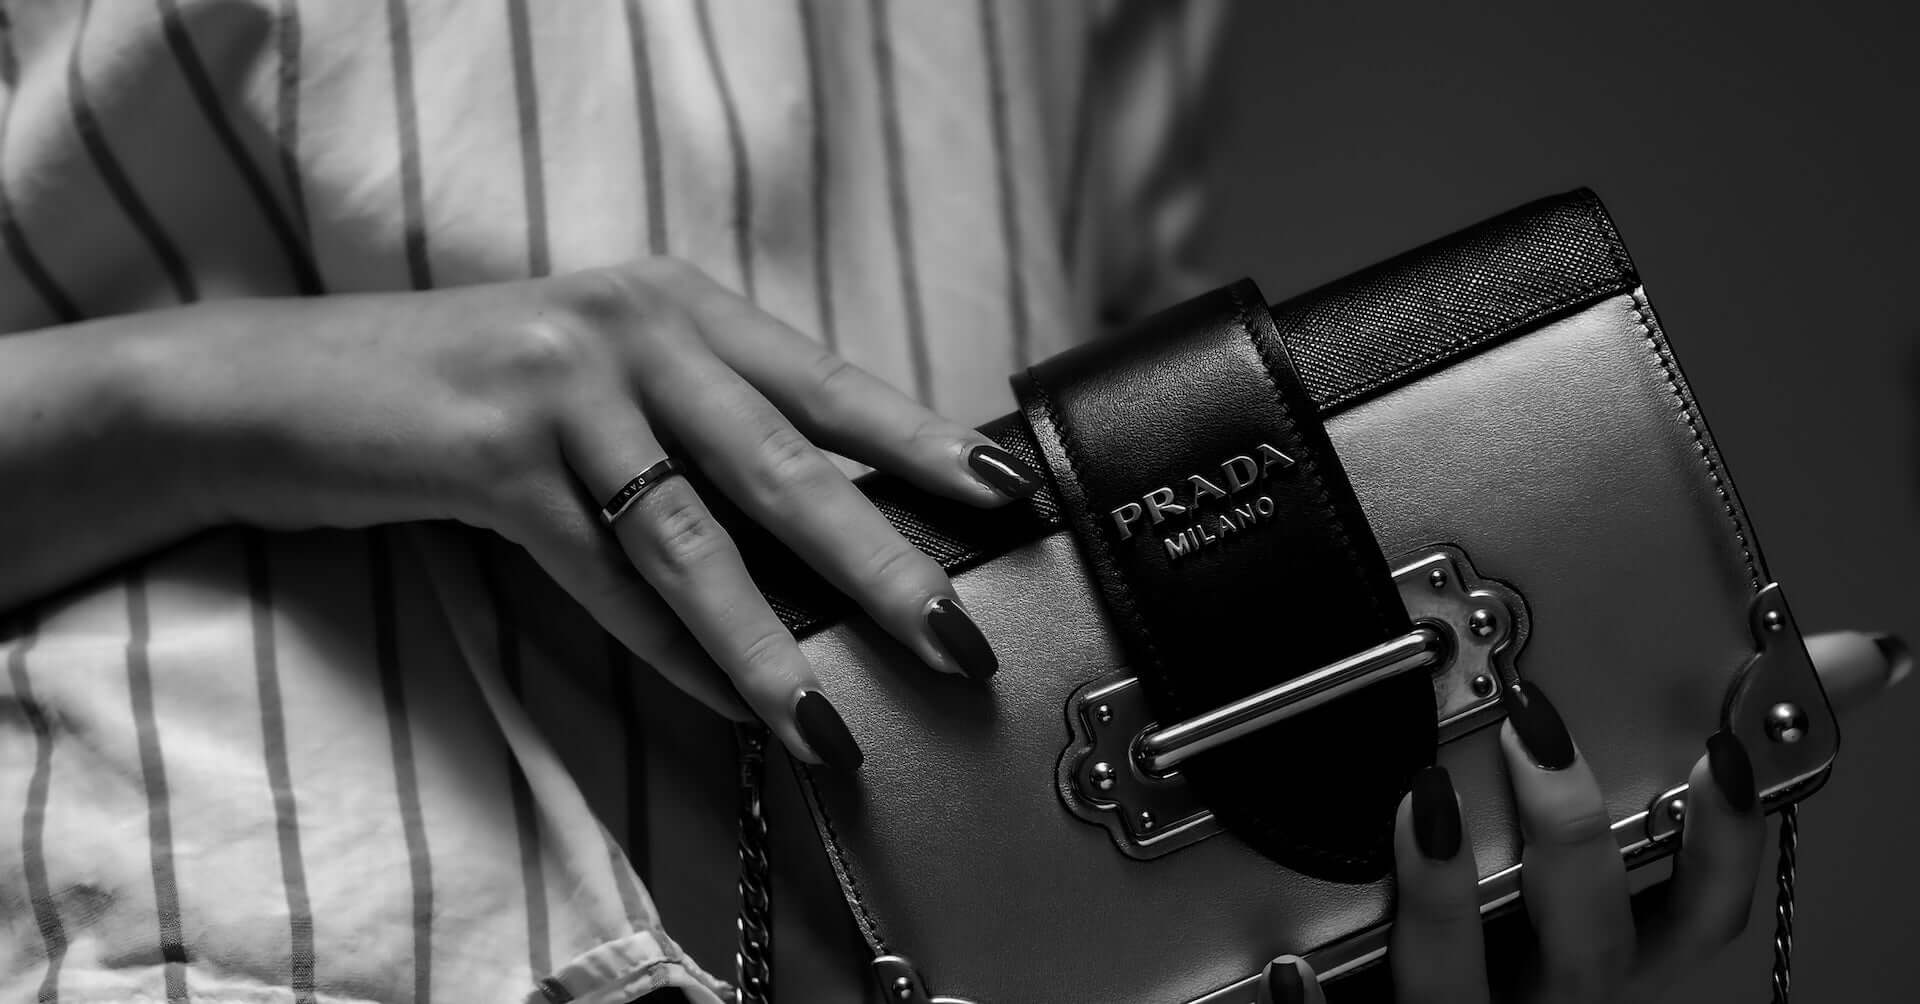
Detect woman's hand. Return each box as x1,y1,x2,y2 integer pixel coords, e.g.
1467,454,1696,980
1256,629,1908,1003
137,259,1040,767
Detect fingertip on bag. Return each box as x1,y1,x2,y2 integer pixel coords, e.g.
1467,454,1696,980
1504,679,1576,771
966,443,1041,500
1259,955,1311,1004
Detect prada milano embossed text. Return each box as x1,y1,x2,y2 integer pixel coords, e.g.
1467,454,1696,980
1108,443,1297,561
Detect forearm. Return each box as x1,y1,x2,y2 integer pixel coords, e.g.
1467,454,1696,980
0,307,226,611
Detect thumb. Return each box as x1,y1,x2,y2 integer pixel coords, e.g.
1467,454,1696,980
1258,955,1328,1004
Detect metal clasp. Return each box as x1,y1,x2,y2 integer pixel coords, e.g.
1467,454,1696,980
1058,545,1528,859
1136,627,1447,774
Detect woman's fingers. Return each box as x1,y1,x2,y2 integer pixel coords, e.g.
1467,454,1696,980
1635,732,1765,980
1256,955,1328,1004
505,481,752,722
1806,629,1910,716
1500,681,1636,998
626,312,1000,682
559,396,862,768
644,261,1042,507
1389,766,1491,1004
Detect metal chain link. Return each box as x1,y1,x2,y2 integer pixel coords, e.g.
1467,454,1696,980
1770,803,1798,1004
734,724,774,1004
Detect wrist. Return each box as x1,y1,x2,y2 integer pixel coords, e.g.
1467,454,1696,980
113,301,261,531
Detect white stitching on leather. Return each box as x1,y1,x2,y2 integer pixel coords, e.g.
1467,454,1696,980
1628,289,1764,593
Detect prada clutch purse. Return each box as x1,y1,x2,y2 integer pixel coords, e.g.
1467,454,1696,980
717,190,1839,1003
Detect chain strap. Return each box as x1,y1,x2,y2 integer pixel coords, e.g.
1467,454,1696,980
1769,803,1798,1004
734,724,773,1004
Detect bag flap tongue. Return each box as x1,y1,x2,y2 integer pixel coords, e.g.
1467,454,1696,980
1013,278,1434,881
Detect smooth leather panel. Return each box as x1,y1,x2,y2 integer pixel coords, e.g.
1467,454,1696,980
771,290,1768,1003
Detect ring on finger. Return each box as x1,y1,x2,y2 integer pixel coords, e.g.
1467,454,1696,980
600,457,686,525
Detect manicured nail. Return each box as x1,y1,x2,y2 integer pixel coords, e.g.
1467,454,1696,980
1707,730,1756,813
925,598,998,682
1872,632,1912,688
1259,956,1308,1004
1411,765,1462,861
967,444,1040,499
795,691,863,769
1505,680,1575,770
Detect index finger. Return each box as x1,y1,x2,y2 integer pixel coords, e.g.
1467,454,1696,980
642,261,1043,507
1805,630,1909,716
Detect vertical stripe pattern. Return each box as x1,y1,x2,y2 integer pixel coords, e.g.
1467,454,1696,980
385,0,432,289
0,8,80,323
244,534,317,1004
978,0,1031,367
505,0,549,278
9,617,66,1004
622,0,667,257
125,569,191,1003
370,527,434,1004
67,0,198,303
600,635,648,939
274,0,309,242
609,636,649,889
1058,12,1098,270
157,0,320,294
480,543,551,981
691,0,754,299
867,0,932,404
794,0,836,350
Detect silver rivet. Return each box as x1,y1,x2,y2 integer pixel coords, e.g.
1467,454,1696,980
1428,568,1449,589
1763,610,1785,632
1470,674,1495,698
1090,761,1117,791
1094,704,1113,725
1765,701,1809,743
1666,796,1687,823
1468,608,1497,638
1138,810,1156,830
892,975,913,999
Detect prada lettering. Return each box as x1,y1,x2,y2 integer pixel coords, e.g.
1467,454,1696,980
1108,443,1297,561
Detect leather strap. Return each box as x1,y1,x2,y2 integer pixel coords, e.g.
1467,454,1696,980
1013,279,1434,881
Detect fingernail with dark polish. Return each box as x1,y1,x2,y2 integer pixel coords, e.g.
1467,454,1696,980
926,598,999,682
1506,680,1576,770
795,691,863,769
1411,765,1462,861
1707,730,1756,813
967,444,1040,500
1260,957,1307,1004
1872,632,1912,688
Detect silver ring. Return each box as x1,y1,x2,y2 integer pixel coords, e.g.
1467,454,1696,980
600,457,685,525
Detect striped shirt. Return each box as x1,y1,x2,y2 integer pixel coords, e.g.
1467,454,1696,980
0,1,1225,1001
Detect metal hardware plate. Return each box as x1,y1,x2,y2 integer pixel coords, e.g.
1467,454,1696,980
1180,581,1838,1002
1058,545,1528,860
872,954,977,1004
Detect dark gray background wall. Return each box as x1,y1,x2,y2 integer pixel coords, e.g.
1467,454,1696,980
1199,2,1918,1000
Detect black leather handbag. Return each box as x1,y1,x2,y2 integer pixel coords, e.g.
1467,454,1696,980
720,190,1837,1003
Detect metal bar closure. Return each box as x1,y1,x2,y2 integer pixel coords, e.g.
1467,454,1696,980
1058,546,1525,861
1015,278,1437,882
1138,628,1445,775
